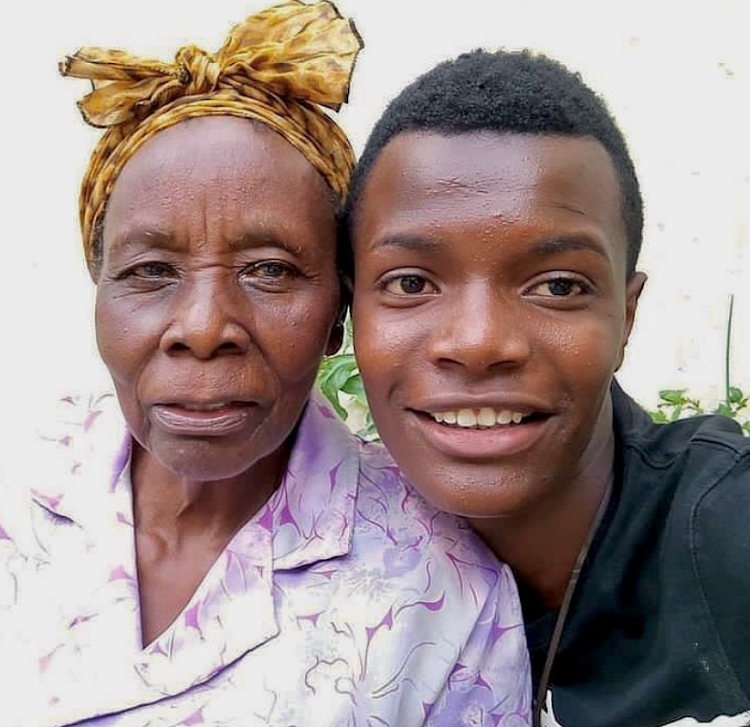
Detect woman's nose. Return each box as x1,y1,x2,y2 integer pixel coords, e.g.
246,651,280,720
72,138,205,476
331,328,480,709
428,285,531,373
159,275,252,359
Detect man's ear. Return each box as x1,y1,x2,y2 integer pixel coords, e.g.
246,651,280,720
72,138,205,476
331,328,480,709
616,271,647,370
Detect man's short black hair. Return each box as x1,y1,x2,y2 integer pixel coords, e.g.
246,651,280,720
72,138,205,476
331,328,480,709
346,48,643,278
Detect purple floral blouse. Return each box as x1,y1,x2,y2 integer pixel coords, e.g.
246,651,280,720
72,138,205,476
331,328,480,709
0,392,531,727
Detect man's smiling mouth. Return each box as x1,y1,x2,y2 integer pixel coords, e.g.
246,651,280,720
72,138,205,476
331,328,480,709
404,400,555,459
429,407,534,428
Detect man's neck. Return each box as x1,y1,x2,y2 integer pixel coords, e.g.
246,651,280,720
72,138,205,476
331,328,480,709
470,396,615,613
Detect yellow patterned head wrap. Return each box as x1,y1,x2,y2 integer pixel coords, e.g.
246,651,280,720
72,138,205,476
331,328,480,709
61,0,363,272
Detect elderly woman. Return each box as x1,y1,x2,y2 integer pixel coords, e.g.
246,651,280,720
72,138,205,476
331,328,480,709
0,4,530,727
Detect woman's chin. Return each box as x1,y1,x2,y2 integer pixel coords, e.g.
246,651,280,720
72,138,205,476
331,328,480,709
168,458,251,484
138,437,275,485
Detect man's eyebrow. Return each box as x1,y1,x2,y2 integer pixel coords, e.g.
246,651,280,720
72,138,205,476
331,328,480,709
532,236,609,260
368,234,443,253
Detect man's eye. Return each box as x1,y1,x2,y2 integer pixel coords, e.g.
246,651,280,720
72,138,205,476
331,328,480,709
530,278,589,297
383,275,436,295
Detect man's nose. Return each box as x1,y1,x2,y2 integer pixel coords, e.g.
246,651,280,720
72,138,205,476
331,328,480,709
427,284,531,374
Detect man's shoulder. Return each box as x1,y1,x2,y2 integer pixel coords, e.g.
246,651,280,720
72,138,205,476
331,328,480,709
689,430,750,696
632,414,748,468
614,383,750,698
614,383,750,585
613,382,749,495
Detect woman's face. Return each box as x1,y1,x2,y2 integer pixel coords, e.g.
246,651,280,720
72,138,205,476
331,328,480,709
96,116,341,482
352,131,644,519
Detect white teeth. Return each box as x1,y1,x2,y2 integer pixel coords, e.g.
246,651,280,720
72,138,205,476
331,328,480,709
457,409,478,427
477,408,496,427
496,410,513,425
430,408,529,428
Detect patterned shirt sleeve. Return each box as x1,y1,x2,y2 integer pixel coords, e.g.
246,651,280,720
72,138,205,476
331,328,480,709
426,565,531,726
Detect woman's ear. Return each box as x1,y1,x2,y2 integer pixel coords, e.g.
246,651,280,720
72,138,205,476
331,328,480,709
326,319,345,356
326,274,352,356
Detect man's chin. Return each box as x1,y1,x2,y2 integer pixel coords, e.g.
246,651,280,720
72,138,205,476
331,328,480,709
403,468,541,521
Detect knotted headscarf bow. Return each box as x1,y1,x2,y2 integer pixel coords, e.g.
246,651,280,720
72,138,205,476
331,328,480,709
61,0,362,272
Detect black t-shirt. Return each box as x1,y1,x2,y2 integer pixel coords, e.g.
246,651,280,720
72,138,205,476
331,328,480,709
524,382,750,727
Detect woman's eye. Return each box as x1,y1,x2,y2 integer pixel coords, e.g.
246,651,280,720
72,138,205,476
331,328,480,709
530,277,589,297
255,262,290,278
125,262,177,280
240,261,297,283
382,274,436,296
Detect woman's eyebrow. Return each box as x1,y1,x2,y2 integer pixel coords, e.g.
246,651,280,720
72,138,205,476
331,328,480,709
111,227,177,252
111,229,306,257
229,231,304,257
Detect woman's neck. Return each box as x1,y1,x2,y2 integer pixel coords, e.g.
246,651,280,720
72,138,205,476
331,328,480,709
130,442,290,647
131,442,287,544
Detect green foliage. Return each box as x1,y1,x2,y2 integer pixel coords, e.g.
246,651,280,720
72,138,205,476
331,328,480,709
647,295,749,435
316,319,378,440
648,386,750,434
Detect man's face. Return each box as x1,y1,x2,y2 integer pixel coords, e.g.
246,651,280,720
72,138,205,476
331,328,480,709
352,131,645,519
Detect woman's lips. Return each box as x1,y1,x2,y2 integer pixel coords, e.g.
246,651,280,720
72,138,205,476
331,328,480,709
150,402,256,437
409,409,552,460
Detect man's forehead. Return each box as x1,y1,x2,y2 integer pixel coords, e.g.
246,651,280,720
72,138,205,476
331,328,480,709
359,131,628,249
375,131,618,194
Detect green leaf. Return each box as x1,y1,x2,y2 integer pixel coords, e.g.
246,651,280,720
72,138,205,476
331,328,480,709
318,355,357,391
318,384,348,420
341,374,366,398
317,356,357,420
357,413,380,441
728,386,745,405
715,403,737,419
659,389,687,406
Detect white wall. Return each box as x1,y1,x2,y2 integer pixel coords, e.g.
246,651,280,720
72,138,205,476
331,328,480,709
1,0,748,450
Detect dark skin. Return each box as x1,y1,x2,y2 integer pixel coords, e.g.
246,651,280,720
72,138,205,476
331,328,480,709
97,117,342,645
352,131,646,610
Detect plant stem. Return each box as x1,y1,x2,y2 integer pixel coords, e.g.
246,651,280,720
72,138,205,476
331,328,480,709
725,294,735,406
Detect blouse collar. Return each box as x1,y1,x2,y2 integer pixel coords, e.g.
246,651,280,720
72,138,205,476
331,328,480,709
30,390,359,567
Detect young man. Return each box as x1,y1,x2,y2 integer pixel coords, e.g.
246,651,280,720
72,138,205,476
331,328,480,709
347,49,750,727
